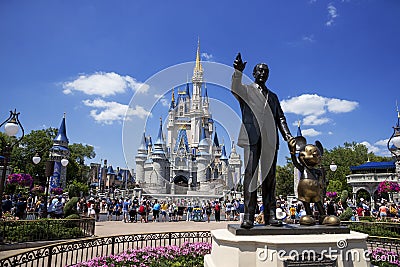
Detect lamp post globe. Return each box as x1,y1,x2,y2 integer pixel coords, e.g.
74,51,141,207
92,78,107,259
329,161,338,172
32,153,41,165
392,134,400,149
4,121,19,137
61,158,69,167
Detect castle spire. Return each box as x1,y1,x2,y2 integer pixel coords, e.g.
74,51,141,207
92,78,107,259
296,120,302,137
213,127,220,147
170,89,175,110
194,37,202,74
155,117,164,145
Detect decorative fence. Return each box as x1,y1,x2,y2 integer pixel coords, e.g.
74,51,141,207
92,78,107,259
0,218,95,244
0,231,212,267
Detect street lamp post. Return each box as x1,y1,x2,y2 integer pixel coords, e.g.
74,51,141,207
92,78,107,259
387,107,400,197
32,153,69,218
0,110,24,216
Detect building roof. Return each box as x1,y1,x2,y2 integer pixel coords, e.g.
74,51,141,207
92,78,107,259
54,115,69,143
350,161,395,171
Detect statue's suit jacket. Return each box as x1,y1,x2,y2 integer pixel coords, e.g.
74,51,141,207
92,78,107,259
231,70,292,149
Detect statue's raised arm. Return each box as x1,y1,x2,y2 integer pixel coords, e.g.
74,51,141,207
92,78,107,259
233,52,247,72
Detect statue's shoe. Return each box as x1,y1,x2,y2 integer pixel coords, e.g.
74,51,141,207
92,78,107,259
299,215,316,226
322,215,341,226
240,220,254,229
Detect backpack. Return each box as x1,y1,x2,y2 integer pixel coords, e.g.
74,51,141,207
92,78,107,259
139,205,145,213
214,204,220,211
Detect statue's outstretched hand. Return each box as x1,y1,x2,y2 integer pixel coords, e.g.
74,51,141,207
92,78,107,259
233,53,247,72
288,136,296,155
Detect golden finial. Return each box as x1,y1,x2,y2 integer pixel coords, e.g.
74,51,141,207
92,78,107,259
194,37,203,73
171,90,175,102
297,120,301,128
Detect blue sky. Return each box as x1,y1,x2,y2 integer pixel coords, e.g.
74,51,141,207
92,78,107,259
1,0,400,171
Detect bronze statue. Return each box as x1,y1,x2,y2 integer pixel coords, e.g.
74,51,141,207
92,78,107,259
231,53,296,229
290,136,340,226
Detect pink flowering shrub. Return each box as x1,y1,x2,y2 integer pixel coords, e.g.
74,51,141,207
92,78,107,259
326,191,338,199
378,181,400,194
68,242,212,267
51,187,63,195
7,173,33,187
370,248,400,267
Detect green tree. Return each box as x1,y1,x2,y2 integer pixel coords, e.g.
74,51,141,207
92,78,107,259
276,158,294,197
10,128,57,183
321,142,390,193
67,143,96,185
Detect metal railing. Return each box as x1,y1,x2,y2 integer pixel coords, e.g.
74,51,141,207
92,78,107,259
0,231,212,267
0,218,95,244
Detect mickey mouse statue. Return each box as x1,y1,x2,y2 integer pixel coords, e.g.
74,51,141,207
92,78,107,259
290,136,340,226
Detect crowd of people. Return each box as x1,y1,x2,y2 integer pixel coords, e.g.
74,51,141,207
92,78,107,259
2,192,400,224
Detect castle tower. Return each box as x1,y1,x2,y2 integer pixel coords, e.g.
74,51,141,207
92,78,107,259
190,38,205,145
152,118,169,185
49,113,70,190
228,141,242,190
196,124,211,183
135,133,147,184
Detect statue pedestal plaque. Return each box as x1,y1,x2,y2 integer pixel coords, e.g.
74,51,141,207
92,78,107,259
204,226,369,267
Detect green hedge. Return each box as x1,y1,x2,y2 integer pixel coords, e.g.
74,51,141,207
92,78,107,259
3,219,85,242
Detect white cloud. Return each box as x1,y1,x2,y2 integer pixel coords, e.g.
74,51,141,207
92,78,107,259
281,94,358,117
63,72,149,97
360,141,381,154
303,115,330,126
302,35,315,43
326,98,359,113
281,94,328,116
154,94,170,107
375,139,389,147
302,128,321,137
326,3,338,26
201,52,214,61
83,99,150,124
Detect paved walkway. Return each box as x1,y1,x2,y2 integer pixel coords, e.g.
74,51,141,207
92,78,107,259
0,219,235,259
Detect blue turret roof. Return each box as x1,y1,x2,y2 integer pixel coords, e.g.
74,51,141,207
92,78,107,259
54,115,69,143
154,118,165,145
213,130,220,147
297,121,302,137
202,83,209,99
107,165,115,175
138,132,147,151
185,83,190,98
220,145,228,160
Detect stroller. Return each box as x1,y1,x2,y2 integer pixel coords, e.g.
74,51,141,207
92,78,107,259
192,206,203,222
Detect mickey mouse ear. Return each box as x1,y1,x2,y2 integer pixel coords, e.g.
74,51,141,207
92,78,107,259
295,136,307,151
315,140,324,156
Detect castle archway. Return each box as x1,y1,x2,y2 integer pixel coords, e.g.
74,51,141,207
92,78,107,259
173,175,188,194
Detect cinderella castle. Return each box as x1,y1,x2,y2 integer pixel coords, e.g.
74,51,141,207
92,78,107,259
135,41,242,197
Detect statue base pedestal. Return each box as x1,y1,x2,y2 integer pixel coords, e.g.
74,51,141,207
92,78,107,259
204,226,369,267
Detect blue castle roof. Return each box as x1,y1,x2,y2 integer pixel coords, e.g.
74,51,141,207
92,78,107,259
350,161,395,171
220,145,228,160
